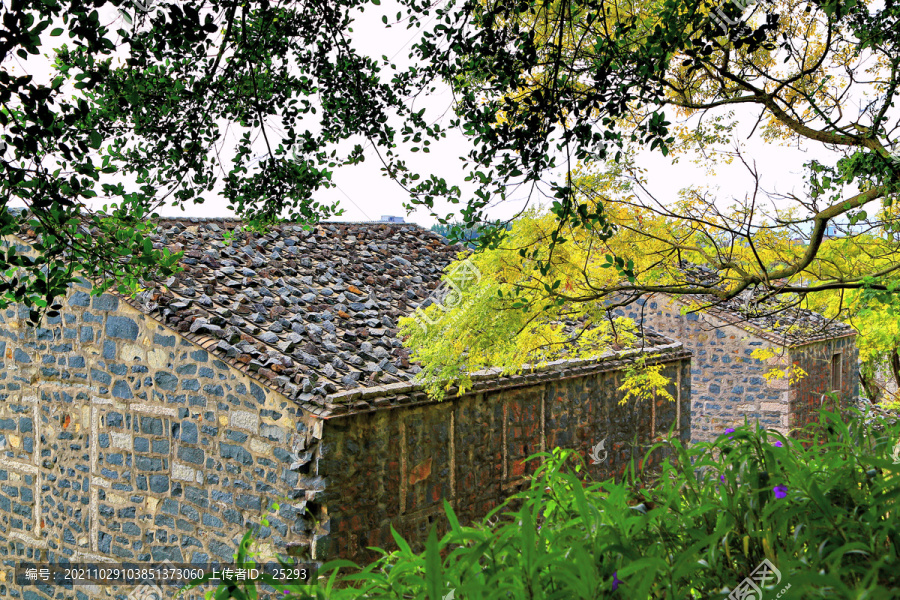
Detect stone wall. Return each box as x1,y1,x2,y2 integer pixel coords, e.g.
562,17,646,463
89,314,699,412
614,295,788,443
789,337,859,431
0,276,325,599
315,352,691,565
0,234,693,598
615,295,858,444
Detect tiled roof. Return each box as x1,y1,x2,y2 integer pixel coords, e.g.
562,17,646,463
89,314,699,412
670,263,856,346
138,218,466,402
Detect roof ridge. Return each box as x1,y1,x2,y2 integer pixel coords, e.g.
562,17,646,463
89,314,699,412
665,293,855,347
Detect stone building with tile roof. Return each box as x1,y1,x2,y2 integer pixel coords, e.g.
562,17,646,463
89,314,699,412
614,280,858,444
0,218,691,597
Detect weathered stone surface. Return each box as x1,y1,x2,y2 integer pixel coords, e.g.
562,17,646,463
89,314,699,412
0,277,324,595
92,294,119,311
259,332,279,344
318,353,692,565
112,380,133,399
616,293,858,443
230,410,259,431
70,291,90,307
106,316,139,340
154,371,178,391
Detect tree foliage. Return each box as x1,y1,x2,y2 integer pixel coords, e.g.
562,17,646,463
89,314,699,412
803,255,900,403
391,0,900,390
5,0,900,325
400,209,645,399
398,0,900,307
0,0,443,318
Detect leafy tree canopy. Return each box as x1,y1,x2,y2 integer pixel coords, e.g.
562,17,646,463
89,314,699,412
0,0,445,319
404,0,900,298
395,0,900,391
3,0,900,326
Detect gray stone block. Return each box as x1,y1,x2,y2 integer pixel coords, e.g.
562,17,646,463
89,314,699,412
112,380,133,399
178,446,204,465
92,294,119,311
154,371,178,391
69,291,90,307
106,316,139,340
149,475,170,493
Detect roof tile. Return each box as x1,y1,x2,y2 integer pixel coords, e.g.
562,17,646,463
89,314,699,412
129,219,463,402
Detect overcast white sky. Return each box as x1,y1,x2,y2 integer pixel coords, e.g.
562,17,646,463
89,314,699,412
2,0,867,228
294,1,848,229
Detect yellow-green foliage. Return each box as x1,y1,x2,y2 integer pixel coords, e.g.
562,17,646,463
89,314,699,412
455,0,900,406
801,235,900,402
617,357,676,405
399,209,644,401
749,347,809,385
400,189,893,403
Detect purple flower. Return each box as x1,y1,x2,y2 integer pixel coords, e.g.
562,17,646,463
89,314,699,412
720,474,726,482
773,484,788,499
724,428,735,434
612,571,621,591
773,441,783,447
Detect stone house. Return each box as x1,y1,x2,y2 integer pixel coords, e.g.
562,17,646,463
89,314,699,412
614,283,858,444
0,218,691,599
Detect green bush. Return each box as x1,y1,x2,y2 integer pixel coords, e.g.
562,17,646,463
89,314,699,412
189,409,900,599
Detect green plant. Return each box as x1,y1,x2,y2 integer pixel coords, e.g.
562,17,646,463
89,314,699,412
222,229,237,247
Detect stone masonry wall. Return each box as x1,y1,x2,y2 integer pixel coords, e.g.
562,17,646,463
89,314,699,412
314,354,691,565
614,295,792,443
0,274,327,599
789,337,859,432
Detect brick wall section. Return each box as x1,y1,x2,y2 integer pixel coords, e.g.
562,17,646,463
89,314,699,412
788,337,859,432
314,355,691,565
0,279,327,599
616,294,858,443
